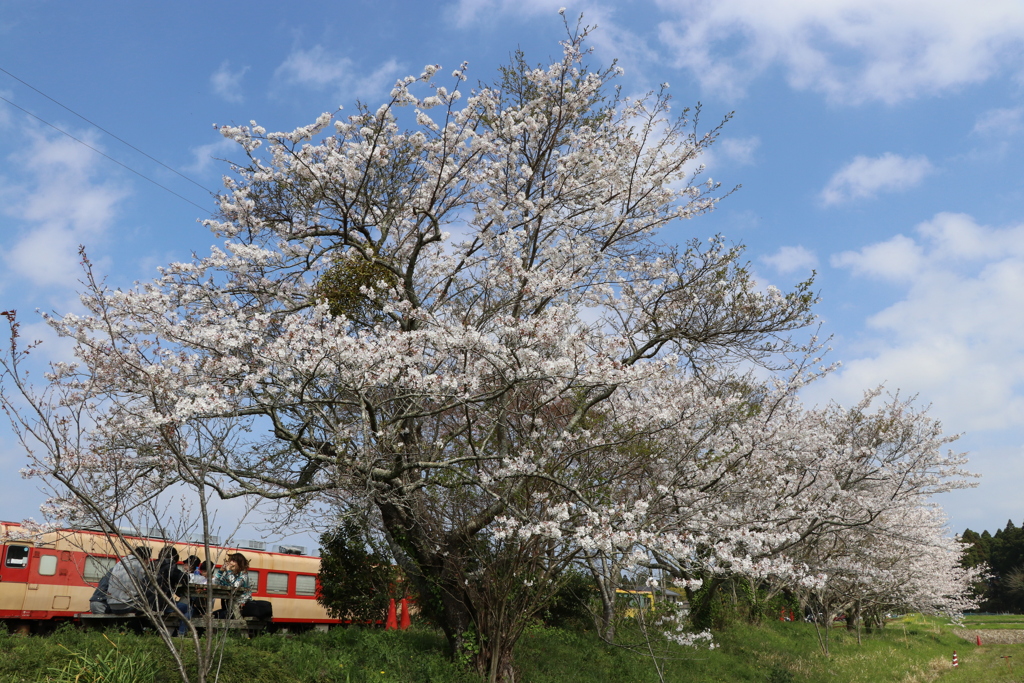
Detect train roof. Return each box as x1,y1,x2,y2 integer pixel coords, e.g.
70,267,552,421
0,520,320,558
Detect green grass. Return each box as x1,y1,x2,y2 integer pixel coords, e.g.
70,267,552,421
0,625,477,683
520,618,966,683
0,616,1021,682
959,614,1024,629
930,644,1024,682
954,614,1024,630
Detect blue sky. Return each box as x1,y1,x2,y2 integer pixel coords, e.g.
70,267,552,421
2,0,1024,548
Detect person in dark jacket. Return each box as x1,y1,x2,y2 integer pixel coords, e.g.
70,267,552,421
152,546,191,634
88,569,112,614
153,547,189,599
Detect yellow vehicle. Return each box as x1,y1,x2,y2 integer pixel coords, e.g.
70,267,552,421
615,588,655,618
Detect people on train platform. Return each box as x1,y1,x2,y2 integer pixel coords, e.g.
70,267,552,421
105,546,151,614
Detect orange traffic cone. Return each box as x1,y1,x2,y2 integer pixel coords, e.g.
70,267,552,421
386,598,398,630
976,634,982,646
400,597,411,630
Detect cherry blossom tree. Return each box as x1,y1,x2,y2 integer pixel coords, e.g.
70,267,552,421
0,25,976,681
0,308,258,683
588,381,977,648
775,395,980,652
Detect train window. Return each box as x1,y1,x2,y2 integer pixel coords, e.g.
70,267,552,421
38,554,58,576
4,545,29,568
295,575,316,596
266,572,289,594
84,556,117,583
247,570,260,593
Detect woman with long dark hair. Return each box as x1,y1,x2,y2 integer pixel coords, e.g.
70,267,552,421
213,552,252,618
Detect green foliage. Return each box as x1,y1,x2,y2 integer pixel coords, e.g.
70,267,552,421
5,615,1024,682
39,640,156,683
688,576,798,630
961,519,1024,612
541,568,597,628
455,625,481,669
960,528,989,568
315,252,398,326
688,575,728,630
766,665,796,683
516,618,979,683
318,519,402,623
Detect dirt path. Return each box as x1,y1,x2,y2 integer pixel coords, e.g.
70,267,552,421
953,628,1024,644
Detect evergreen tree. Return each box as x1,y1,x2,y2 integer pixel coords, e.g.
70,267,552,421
317,519,399,623
960,529,990,568
961,521,1024,612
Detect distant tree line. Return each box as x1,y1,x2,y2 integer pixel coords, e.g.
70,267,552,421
961,520,1024,612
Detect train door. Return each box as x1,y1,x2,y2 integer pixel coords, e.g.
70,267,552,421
0,544,32,616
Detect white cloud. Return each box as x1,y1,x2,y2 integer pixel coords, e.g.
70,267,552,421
814,212,1024,432
446,0,659,90
0,126,127,288
6,224,85,285
655,0,1024,104
820,153,933,205
830,234,924,281
761,245,817,275
973,107,1024,137
718,136,759,166
915,211,1023,260
274,47,403,103
276,46,353,89
185,137,237,175
210,61,249,104
447,0,569,28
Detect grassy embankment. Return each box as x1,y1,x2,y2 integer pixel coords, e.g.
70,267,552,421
2,615,1023,682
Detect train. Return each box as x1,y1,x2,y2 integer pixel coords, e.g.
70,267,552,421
0,520,341,633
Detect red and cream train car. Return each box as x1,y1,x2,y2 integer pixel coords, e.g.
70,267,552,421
0,521,340,632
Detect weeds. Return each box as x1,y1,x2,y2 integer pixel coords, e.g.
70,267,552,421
39,635,156,683
2,617,1022,682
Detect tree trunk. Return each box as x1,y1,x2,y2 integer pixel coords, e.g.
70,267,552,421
584,554,620,643
687,575,723,630
845,600,859,632
593,572,618,642
600,589,617,642
377,496,533,683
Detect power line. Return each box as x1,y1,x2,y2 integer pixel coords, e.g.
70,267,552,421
0,66,214,195
0,94,213,215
